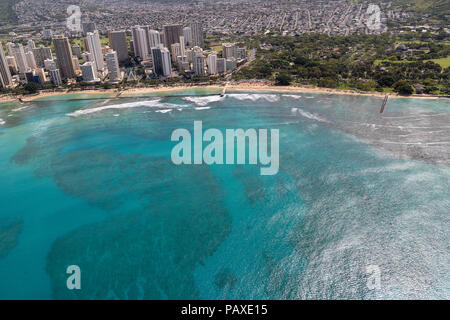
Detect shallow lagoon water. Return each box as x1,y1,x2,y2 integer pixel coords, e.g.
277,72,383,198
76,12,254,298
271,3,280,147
0,91,448,299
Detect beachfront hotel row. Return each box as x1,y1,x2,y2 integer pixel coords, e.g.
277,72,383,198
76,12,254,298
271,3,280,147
0,21,248,89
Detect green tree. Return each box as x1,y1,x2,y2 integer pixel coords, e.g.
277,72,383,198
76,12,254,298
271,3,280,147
318,77,338,88
23,82,39,94
393,80,414,95
275,71,292,86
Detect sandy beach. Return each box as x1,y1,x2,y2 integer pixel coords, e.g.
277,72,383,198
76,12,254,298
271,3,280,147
0,83,448,103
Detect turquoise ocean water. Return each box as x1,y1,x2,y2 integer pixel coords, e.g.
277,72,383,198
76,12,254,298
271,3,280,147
0,90,448,299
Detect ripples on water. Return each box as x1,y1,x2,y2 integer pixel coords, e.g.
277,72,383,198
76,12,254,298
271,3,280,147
0,92,448,299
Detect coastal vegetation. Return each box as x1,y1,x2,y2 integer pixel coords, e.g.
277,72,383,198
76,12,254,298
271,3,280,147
233,32,450,95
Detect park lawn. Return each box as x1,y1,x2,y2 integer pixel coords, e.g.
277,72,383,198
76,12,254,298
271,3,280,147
375,56,450,69
211,45,222,52
425,56,450,68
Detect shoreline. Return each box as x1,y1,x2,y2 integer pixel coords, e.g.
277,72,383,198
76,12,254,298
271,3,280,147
1,83,448,103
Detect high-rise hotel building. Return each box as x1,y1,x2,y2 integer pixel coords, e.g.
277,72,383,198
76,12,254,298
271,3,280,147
151,46,171,77
190,23,204,48
0,42,13,88
86,30,104,74
105,51,121,82
53,35,76,79
163,25,182,49
131,26,149,60
109,30,128,63
11,43,29,74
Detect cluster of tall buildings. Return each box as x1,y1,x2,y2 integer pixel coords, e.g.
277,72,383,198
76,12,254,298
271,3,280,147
129,22,246,78
0,20,247,90
0,25,123,89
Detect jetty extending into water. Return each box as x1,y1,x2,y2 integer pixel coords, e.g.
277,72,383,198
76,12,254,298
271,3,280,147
380,95,389,113
220,83,229,97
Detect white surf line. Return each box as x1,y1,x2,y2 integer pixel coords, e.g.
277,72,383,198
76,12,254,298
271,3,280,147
195,107,211,110
382,113,449,119
12,106,30,112
397,130,449,137
66,99,163,117
182,96,223,106
380,141,450,145
297,109,330,123
0,118,5,125
342,121,450,129
283,94,302,99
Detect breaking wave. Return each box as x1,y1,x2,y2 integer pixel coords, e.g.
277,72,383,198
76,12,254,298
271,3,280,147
155,109,172,113
228,93,280,102
296,108,330,123
283,94,302,99
12,106,30,112
182,96,223,106
0,118,5,125
66,99,165,117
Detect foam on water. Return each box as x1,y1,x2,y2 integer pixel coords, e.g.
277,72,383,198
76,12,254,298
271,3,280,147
0,118,5,125
195,107,211,110
183,96,223,106
12,106,30,112
155,109,172,113
66,99,164,117
228,93,280,102
283,94,302,99
296,108,330,123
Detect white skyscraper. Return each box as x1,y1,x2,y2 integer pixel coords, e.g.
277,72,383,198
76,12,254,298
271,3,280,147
183,27,192,46
86,30,104,74
170,43,182,63
6,42,14,56
25,51,37,70
148,30,161,49
207,54,217,75
44,59,57,71
6,56,18,74
105,51,121,82
190,22,204,48
0,43,13,88
49,69,62,86
193,53,205,76
179,36,186,56
83,52,97,75
11,43,29,73
26,40,36,52
222,43,238,59
131,26,149,60
161,48,172,77
81,62,100,82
